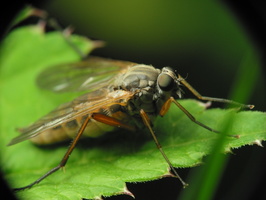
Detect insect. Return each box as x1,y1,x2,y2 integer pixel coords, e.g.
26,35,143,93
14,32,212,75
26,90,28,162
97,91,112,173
8,56,254,191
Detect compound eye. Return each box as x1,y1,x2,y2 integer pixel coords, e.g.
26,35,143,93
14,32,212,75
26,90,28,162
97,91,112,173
158,74,175,91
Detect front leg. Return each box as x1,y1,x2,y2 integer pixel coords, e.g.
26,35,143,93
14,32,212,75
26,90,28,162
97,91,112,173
159,97,239,138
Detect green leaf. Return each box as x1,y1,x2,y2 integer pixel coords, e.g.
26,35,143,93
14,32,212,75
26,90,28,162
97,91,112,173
9,6,46,28
1,25,265,200
3,6,47,39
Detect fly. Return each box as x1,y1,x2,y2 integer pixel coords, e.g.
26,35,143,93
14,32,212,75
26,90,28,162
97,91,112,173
8,56,254,191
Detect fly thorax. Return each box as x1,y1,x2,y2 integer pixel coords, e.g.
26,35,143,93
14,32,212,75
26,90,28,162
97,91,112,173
117,64,160,90
130,87,158,114
122,65,183,119
116,64,160,116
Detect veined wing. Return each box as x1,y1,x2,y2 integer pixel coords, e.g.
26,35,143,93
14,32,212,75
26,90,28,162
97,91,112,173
8,88,134,145
37,56,137,93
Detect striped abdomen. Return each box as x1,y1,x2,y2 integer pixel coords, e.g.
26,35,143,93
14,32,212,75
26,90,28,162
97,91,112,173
30,107,131,145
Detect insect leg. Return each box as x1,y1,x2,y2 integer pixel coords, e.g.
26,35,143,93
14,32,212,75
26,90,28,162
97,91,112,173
91,113,135,131
13,115,92,191
160,97,240,138
13,113,135,191
177,74,254,109
140,109,188,188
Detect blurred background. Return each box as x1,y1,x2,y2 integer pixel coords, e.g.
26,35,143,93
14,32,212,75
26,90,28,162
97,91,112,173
1,0,265,200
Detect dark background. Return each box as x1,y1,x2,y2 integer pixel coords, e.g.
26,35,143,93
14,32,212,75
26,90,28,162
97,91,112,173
1,1,265,200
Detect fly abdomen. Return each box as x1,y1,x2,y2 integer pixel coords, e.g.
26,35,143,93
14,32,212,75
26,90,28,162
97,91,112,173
30,115,116,145
30,124,71,145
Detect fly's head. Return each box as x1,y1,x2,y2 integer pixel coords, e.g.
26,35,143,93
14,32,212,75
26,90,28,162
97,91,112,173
157,67,183,99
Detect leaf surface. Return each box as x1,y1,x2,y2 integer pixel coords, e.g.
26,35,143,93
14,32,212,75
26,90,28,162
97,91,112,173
1,25,265,200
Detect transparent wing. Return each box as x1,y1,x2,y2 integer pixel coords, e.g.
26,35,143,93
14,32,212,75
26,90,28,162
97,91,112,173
8,88,134,145
36,56,137,93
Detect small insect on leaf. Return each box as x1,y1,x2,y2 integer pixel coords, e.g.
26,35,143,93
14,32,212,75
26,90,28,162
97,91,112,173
1,13,264,200
8,52,255,192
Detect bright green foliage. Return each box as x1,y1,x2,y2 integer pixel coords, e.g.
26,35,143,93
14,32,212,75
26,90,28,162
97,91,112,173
1,24,265,200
